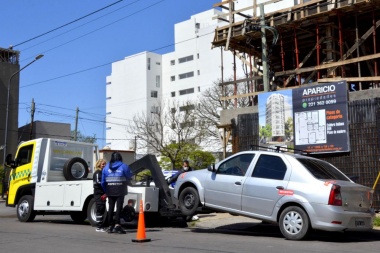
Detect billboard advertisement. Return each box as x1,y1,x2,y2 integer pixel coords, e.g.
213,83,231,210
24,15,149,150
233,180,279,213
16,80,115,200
258,81,349,154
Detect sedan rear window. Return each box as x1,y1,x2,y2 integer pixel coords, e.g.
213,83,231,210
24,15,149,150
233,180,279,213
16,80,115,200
297,158,349,181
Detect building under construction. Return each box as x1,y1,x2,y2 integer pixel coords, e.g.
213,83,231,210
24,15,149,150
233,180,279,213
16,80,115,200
212,0,379,90
211,0,380,209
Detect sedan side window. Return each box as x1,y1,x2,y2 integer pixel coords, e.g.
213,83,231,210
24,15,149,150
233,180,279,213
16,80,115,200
217,154,255,176
252,154,287,180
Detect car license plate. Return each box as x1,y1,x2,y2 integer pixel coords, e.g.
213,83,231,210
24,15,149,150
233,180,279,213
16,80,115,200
355,219,365,227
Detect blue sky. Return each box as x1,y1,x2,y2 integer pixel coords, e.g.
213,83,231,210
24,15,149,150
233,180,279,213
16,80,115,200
1,0,218,148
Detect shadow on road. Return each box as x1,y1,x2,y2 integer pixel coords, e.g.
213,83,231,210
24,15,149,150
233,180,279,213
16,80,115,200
191,222,380,242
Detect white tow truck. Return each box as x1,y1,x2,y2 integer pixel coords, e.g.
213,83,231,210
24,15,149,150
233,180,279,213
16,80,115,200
5,138,184,225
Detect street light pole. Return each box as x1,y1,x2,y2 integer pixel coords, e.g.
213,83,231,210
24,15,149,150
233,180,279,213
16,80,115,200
2,54,43,198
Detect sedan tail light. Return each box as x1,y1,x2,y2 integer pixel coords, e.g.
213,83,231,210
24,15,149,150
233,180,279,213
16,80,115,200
328,184,342,206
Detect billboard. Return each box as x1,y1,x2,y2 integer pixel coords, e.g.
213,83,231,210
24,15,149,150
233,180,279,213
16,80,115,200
258,81,350,154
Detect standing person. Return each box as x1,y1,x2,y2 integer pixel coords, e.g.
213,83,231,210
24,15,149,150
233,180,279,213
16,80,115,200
93,159,107,232
167,160,193,187
101,152,133,234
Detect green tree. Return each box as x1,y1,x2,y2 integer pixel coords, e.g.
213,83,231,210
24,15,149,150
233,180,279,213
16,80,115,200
71,130,96,143
259,124,272,139
159,143,215,170
128,101,204,169
284,117,293,141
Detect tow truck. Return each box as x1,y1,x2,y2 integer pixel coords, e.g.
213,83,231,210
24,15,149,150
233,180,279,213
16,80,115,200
5,138,185,225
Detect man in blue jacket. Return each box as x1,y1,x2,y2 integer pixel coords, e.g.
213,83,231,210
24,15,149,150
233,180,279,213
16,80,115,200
101,152,133,234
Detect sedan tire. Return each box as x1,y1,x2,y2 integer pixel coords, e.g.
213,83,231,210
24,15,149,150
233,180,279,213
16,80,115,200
279,206,310,240
179,187,199,217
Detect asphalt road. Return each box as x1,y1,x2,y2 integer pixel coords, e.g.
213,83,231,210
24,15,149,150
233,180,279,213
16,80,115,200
1,199,380,253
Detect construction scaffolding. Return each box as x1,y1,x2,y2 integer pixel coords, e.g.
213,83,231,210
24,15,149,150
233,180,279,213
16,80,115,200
212,0,380,101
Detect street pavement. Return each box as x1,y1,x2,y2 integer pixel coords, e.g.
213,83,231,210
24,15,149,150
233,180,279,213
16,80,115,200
2,197,379,232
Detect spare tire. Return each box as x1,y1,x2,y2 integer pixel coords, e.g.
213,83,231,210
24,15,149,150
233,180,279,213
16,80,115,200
63,157,89,181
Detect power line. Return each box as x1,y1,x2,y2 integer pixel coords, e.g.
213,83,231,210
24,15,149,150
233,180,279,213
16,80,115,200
20,0,142,52
20,30,214,88
20,0,166,63
13,0,125,48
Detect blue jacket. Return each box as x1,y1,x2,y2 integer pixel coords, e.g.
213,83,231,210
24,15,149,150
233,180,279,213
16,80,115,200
101,161,133,197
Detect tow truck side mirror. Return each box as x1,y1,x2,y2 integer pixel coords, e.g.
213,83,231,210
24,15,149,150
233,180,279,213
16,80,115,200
5,154,16,168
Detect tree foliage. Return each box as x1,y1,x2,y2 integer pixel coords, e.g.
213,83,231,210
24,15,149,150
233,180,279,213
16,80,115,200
158,143,215,170
127,101,204,169
71,130,96,144
194,78,252,150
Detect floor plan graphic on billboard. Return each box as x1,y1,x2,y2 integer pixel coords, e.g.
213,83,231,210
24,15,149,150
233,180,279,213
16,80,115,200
295,109,326,145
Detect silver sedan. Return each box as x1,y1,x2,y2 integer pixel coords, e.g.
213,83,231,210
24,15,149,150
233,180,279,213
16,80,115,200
174,151,375,240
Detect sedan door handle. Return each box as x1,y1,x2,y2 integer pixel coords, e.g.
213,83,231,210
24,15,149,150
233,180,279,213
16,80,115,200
235,181,242,185
276,186,284,190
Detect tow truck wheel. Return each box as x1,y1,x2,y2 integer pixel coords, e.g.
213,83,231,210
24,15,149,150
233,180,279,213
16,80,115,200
87,198,107,227
17,195,36,222
179,187,199,217
70,211,87,223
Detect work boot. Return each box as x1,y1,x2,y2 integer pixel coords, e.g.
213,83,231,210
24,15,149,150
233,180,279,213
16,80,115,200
107,226,114,234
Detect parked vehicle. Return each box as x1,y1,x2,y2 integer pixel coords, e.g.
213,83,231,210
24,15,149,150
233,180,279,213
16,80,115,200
174,150,375,240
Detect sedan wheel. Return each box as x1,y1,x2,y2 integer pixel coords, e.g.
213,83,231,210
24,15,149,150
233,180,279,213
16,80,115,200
279,206,310,240
179,187,199,217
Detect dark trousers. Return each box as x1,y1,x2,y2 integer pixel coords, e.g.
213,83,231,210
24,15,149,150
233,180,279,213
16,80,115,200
94,194,106,228
107,196,124,226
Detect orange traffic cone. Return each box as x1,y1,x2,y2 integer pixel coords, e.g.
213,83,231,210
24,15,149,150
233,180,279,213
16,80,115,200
132,200,151,243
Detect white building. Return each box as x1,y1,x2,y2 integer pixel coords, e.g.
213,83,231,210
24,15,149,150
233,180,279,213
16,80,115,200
105,9,247,152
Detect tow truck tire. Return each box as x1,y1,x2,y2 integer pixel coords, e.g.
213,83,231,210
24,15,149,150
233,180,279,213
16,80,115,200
63,157,89,181
17,195,36,222
87,198,107,227
70,211,87,223
179,187,199,217
121,205,136,222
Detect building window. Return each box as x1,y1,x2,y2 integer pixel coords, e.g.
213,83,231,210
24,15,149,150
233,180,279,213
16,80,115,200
106,81,111,85
151,90,158,98
156,62,160,65
151,106,159,114
106,112,112,115
171,76,175,81
178,55,194,64
195,23,200,29
179,104,195,112
106,97,111,100
198,86,200,92
170,60,175,65
147,57,151,70
197,70,200,75
179,88,194,95
179,71,194,80
106,127,111,130
156,75,160,88
171,91,175,97
197,53,199,59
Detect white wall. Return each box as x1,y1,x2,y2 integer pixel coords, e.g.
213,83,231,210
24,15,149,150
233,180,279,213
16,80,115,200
106,9,247,153
106,52,161,150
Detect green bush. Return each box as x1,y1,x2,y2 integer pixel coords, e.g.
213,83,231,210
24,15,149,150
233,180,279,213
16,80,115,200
374,216,380,227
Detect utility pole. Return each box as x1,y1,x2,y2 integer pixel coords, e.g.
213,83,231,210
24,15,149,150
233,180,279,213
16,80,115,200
260,4,269,92
29,98,35,140
74,107,79,141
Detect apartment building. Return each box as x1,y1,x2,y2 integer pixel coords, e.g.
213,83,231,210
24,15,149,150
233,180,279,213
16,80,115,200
106,9,246,152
